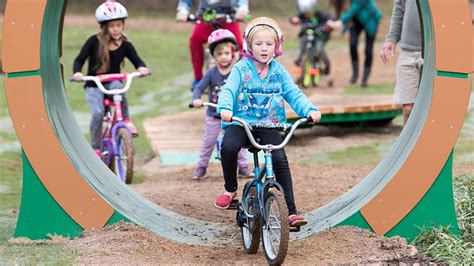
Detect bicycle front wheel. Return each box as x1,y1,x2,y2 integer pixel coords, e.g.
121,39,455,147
241,184,260,254
113,128,134,184
262,190,289,265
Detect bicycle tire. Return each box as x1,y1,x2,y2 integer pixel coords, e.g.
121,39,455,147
261,190,289,265
113,128,134,184
301,55,311,88
241,184,261,254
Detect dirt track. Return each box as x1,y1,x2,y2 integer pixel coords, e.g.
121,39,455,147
60,16,474,264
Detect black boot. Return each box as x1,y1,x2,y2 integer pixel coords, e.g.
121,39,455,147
361,67,371,88
350,60,358,84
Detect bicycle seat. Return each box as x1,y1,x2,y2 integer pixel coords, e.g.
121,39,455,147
243,137,261,153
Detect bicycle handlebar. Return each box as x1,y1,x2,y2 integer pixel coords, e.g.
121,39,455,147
69,71,150,95
188,102,218,108
186,13,247,25
231,116,313,151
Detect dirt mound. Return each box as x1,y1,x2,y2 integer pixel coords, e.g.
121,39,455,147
69,222,423,264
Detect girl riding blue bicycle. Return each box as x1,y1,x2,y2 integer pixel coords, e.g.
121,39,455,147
72,2,150,156
216,17,322,227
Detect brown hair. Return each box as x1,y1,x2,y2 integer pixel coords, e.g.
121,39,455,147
213,42,236,56
96,20,128,73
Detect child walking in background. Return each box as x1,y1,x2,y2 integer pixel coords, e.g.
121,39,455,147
290,0,333,75
215,17,322,226
191,29,252,181
72,2,150,155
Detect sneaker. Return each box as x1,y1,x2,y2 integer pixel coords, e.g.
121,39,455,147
191,167,206,180
213,192,236,209
238,167,255,179
123,119,138,137
94,149,102,159
289,214,308,227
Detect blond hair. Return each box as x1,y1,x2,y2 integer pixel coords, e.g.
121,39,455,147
247,25,278,48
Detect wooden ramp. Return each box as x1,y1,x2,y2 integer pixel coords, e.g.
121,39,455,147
143,93,402,164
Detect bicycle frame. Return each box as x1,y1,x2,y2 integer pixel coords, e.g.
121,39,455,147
71,72,146,183
233,116,310,223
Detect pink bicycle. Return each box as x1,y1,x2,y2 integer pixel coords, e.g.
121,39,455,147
71,72,149,184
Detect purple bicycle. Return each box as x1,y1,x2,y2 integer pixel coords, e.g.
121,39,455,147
71,72,148,184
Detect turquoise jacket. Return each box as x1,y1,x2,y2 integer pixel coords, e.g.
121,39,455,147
340,0,382,36
217,58,318,128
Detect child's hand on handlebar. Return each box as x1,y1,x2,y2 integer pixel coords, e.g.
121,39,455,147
73,72,84,82
137,67,150,76
289,16,300,25
193,99,203,108
309,111,322,123
220,110,233,122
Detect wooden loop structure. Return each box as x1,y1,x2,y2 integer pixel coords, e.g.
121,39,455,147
2,0,472,243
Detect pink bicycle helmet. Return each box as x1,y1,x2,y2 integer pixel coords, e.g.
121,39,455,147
95,2,128,24
207,29,238,56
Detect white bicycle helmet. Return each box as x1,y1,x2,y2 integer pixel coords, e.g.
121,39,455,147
95,2,128,24
297,0,318,13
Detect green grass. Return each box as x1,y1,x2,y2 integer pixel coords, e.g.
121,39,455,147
0,152,76,264
413,174,473,264
300,141,393,165
345,82,395,95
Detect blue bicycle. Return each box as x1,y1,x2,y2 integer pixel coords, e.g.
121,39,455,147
228,116,313,265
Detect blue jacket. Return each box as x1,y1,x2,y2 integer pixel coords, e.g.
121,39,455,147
217,58,318,128
341,0,382,36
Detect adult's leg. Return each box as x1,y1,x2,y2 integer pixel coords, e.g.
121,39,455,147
222,22,243,52
394,49,423,125
349,20,363,84
255,131,297,215
221,125,248,193
403,104,414,125
190,23,214,80
361,30,377,87
85,87,104,149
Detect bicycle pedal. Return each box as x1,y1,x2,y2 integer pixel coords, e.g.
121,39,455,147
227,199,239,210
290,226,301,232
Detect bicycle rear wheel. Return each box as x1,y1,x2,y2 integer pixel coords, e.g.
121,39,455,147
112,128,134,184
240,184,261,254
262,190,289,265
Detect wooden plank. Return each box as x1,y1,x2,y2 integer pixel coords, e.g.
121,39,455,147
4,76,114,230
2,0,46,72
429,0,472,73
361,77,471,235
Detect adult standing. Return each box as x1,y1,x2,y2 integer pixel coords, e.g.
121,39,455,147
176,0,249,91
380,0,422,125
328,0,382,87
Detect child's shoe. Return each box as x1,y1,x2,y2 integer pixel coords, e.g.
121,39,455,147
191,167,206,180
289,214,308,227
123,119,138,137
213,192,236,209
238,167,255,179
94,149,102,159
